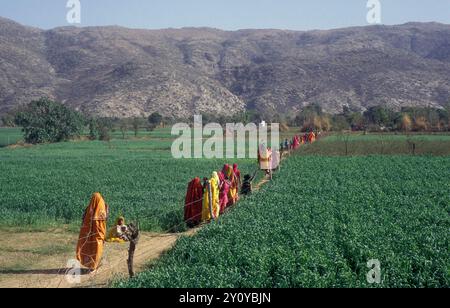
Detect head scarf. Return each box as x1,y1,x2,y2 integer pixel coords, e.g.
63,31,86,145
225,165,233,179
85,192,108,222
222,164,230,175
212,171,220,186
218,171,225,182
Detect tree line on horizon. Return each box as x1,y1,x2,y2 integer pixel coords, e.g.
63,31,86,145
1,98,449,144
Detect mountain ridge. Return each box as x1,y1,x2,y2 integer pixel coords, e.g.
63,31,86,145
1,17,449,118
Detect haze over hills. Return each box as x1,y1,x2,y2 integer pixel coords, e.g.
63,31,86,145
1,17,450,118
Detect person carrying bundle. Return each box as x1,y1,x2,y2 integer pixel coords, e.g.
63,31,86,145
184,177,204,227
106,216,129,243
76,193,109,271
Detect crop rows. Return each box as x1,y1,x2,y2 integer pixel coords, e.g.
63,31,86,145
0,139,257,232
117,155,450,288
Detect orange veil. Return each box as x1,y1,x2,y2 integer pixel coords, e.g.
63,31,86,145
76,193,108,270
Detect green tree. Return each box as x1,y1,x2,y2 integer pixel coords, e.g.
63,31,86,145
295,104,324,131
14,98,84,144
1,113,15,127
88,118,98,140
364,106,390,126
119,120,128,139
132,117,142,137
148,112,163,127
332,114,350,131
348,112,365,130
97,118,113,141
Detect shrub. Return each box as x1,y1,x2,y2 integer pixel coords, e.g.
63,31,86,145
97,118,113,141
14,98,84,144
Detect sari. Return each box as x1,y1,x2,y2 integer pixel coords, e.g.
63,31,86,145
218,172,230,214
106,217,127,244
184,177,204,226
76,193,108,270
258,144,272,170
201,172,220,221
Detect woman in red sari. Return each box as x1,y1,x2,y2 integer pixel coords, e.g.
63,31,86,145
184,177,204,227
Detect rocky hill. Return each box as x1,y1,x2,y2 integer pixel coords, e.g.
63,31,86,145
1,17,449,118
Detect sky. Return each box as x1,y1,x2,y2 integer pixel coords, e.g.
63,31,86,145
1,0,449,31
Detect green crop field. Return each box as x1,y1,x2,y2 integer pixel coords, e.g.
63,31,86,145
0,135,259,232
299,133,450,156
0,128,23,147
117,155,450,288
109,127,175,140
1,128,449,288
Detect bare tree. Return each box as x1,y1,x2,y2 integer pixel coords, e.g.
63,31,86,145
125,223,140,278
120,120,128,139
338,131,351,156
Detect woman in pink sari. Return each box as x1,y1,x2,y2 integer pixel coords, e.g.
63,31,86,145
218,166,231,214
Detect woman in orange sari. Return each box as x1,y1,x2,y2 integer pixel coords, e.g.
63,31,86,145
227,164,240,206
76,193,109,271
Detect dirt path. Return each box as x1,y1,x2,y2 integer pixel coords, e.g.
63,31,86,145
0,161,283,288
0,228,199,288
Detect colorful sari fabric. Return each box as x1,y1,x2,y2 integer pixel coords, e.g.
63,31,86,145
201,173,220,221
227,165,238,206
219,175,231,214
233,164,241,187
221,164,230,177
184,177,204,226
76,193,108,270
271,151,281,170
106,217,127,243
258,144,272,170
293,136,300,149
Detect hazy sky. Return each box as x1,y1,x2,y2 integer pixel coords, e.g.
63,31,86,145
1,0,450,30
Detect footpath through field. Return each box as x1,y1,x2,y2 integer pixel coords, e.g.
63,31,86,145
0,171,279,288
0,138,307,288
0,229,200,288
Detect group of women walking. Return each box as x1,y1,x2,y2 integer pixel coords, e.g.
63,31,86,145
184,164,241,227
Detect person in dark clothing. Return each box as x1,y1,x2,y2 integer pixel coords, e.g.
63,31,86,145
284,139,290,151
241,172,257,196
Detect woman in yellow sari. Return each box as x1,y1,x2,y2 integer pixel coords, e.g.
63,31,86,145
76,193,109,271
226,165,238,206
201,172,220,221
